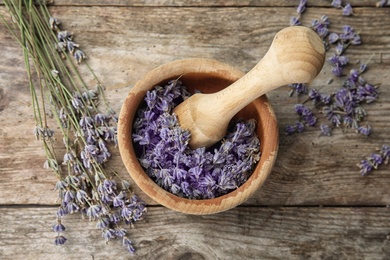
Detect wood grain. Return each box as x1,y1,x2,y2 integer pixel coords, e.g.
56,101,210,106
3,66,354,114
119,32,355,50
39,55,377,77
0,206,389,259
1,2,390,259
0,0,383,7
1,5,390,207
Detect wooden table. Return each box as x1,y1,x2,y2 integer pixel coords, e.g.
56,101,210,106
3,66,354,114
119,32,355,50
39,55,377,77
1,1,390,259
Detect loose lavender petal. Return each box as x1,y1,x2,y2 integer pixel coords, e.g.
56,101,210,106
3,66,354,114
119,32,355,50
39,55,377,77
358,125,372,136
54,235,67,245
331,0,342,8
290,17,301,26
296,0,307,14
328,32,339,44
342,3,354,16
320,124,332,136
358,159,373,176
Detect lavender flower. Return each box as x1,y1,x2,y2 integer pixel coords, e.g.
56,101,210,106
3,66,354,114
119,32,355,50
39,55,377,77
54,235,67,245
133,81,261,199
358,145,390,175
123,237,135,253
381,145,390,164
358,125,372,136
331,0,342,8
74,49,86,64
289,83,308,96
320,124,332,136
359,159,373,176
296,0,307,14
53,222,66,232
290,17,301,26
342,3,354,16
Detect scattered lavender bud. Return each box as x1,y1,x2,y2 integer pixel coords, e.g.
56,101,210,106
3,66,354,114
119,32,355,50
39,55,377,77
342,3,354,16
357,125,372,136
376,0,388,7
297,0,307,14
331,0,342,8
123,237,135,253
286,124,297,135
381,145,390,164
328,32,339,44
320,124,332,136
358,145,390,175
54,235,67,245
358,159,373,176
290,17,301,26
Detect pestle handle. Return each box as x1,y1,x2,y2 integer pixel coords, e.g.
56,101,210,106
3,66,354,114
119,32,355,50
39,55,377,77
174,26,326,149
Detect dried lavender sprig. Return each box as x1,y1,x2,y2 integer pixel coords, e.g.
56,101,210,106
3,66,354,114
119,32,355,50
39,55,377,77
1,0,145,253
358,145,390,175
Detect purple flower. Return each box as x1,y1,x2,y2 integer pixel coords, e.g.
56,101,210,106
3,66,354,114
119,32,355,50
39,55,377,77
289,83,308,95
342,3,354,16
87,204,102,219
358,159,373,176
123,237,135,253
113,191,126,207
102,228,117,242
76,189,88,204
295,122,305,133
320,124,332,136
109,213,121,224
370,153,383,168
331,66,343,77
71,96,83,110
53,222,66,232
285,125,296,135
74,49,86,64
328,32,339,44
94,113,107,125
295,104,317,126
65,202,79,213
96,217,110,229
358,125,372,136
290,17,301,26
63,190,75,203
381,145,390,164
56,207,67,217
297,0,307,14
54,235,67,245
331,0,342,8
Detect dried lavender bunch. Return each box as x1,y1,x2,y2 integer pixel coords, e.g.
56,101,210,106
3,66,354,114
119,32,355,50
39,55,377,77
133,80,261,199
1,0,145,253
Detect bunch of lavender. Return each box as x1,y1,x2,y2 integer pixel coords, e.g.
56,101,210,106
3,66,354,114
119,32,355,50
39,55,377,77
358,145,390,175
133,80,261,199
1,0,145,253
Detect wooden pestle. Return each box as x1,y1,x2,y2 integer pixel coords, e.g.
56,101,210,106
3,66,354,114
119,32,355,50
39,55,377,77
173,26,326,149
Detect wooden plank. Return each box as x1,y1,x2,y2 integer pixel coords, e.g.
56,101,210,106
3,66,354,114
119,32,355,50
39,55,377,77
0,206,389,259
1,6,390,206
0,0,384,7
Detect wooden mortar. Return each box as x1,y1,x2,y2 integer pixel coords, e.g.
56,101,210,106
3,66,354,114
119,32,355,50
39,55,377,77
118,58,279,214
